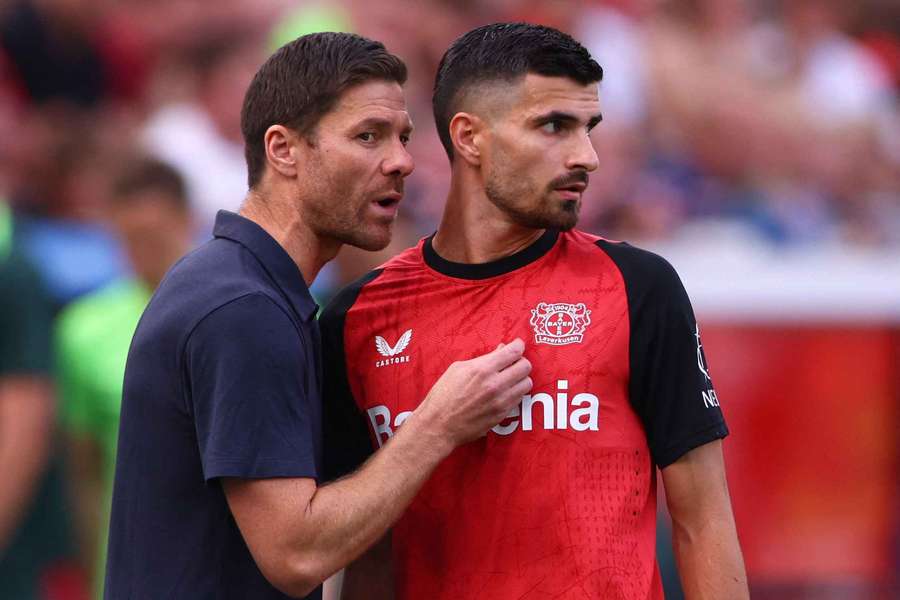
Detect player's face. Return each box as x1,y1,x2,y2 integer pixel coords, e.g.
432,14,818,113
481,74,601,230
299,80,414,251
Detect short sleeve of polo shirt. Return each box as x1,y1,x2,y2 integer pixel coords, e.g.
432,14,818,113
185,292,318,482
598,240,728,468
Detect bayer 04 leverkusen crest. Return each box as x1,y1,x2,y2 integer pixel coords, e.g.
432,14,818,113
530,302,592,346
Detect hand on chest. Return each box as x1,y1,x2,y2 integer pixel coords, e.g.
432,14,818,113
346,278,636,448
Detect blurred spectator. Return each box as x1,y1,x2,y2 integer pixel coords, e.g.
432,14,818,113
141,32,265,233
56,157,192,598
0,198,75,599
1,0,114,108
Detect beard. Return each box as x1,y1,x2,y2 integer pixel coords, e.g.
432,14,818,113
484,168,585,231
302,185,401,252
304,195,395,251
300,152,401,252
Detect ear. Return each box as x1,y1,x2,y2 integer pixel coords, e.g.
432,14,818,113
448,112,485,167
263,125,300,179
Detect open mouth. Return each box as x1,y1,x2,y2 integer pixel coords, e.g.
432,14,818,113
375,197,399,208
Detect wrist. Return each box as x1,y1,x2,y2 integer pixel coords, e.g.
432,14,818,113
393,411,454,464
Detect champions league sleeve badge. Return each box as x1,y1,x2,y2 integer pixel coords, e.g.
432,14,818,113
530,302,592,346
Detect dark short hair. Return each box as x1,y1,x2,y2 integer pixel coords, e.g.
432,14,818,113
241,32,407,188
112,157,188,211
433,23,603,159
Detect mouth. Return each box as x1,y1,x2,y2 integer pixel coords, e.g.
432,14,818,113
553,183,585,201
554,181,587,194
370,192,402,217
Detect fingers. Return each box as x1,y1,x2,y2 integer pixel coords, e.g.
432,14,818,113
479,338,525,371
497,356,531,382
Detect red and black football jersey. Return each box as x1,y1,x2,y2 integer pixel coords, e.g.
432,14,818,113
320,229,728,600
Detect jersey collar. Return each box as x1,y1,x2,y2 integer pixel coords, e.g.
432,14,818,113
423,228,559,280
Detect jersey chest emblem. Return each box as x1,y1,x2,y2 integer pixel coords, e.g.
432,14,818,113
530,302,592,346
374,329,412,368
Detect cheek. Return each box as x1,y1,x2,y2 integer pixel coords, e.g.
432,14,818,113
315,146,375,194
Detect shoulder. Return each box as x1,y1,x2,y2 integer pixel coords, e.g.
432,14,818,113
0,250,43,291
579,235,684,298
192,291,298,340
152,238,290,331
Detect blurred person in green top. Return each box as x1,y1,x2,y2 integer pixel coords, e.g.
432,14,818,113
56,157,193,598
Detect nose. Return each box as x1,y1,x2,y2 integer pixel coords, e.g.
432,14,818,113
382,139,415,178
566,133,599,173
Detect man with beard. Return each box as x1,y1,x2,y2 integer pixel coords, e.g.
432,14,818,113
320,23,748,599
105,33,532,600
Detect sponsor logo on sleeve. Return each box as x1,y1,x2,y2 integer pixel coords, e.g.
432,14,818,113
695,324,720,407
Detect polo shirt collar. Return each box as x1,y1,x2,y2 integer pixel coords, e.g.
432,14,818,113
213,210,319,321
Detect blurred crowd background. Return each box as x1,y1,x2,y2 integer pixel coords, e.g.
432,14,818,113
0,0,897,599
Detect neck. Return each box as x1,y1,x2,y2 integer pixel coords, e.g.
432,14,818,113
239,189,340,285
433,170,544,264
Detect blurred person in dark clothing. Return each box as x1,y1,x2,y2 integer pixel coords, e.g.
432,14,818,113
56,157,193,600
0,0,110,107
0,197,67,599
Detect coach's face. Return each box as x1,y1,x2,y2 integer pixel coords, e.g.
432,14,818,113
299,80,414,251
480,74,601,230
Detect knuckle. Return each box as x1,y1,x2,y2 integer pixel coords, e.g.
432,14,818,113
482,379,500,397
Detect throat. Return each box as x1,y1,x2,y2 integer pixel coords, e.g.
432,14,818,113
432,224,545,264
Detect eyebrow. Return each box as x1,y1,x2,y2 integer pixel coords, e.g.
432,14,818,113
533,110,604,130
355,116,414,134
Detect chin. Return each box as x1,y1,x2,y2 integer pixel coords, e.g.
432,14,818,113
341,225,393,252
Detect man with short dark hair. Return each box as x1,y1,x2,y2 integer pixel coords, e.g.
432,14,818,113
105,32,532,600
322,23,748,599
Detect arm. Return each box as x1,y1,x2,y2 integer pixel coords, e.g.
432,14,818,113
0,255,54,552
0,376,54,552
661,440,748,600
222,341,531,598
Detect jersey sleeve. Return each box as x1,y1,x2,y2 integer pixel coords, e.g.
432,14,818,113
597,240,728,468
184,293,318,482
318,269,383,482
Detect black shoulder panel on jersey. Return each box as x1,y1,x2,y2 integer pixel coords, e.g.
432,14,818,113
319,268,384,481
595,240,728,468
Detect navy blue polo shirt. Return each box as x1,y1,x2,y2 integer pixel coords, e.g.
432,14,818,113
105,211,322,600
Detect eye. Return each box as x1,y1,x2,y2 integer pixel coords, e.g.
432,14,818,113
357,132,376,143
541,120,564,134
400,134,410,146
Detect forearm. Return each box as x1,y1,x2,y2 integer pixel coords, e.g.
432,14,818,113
294,416,449,584
663,441,748,600
670,498,748,599
0,379,54,552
